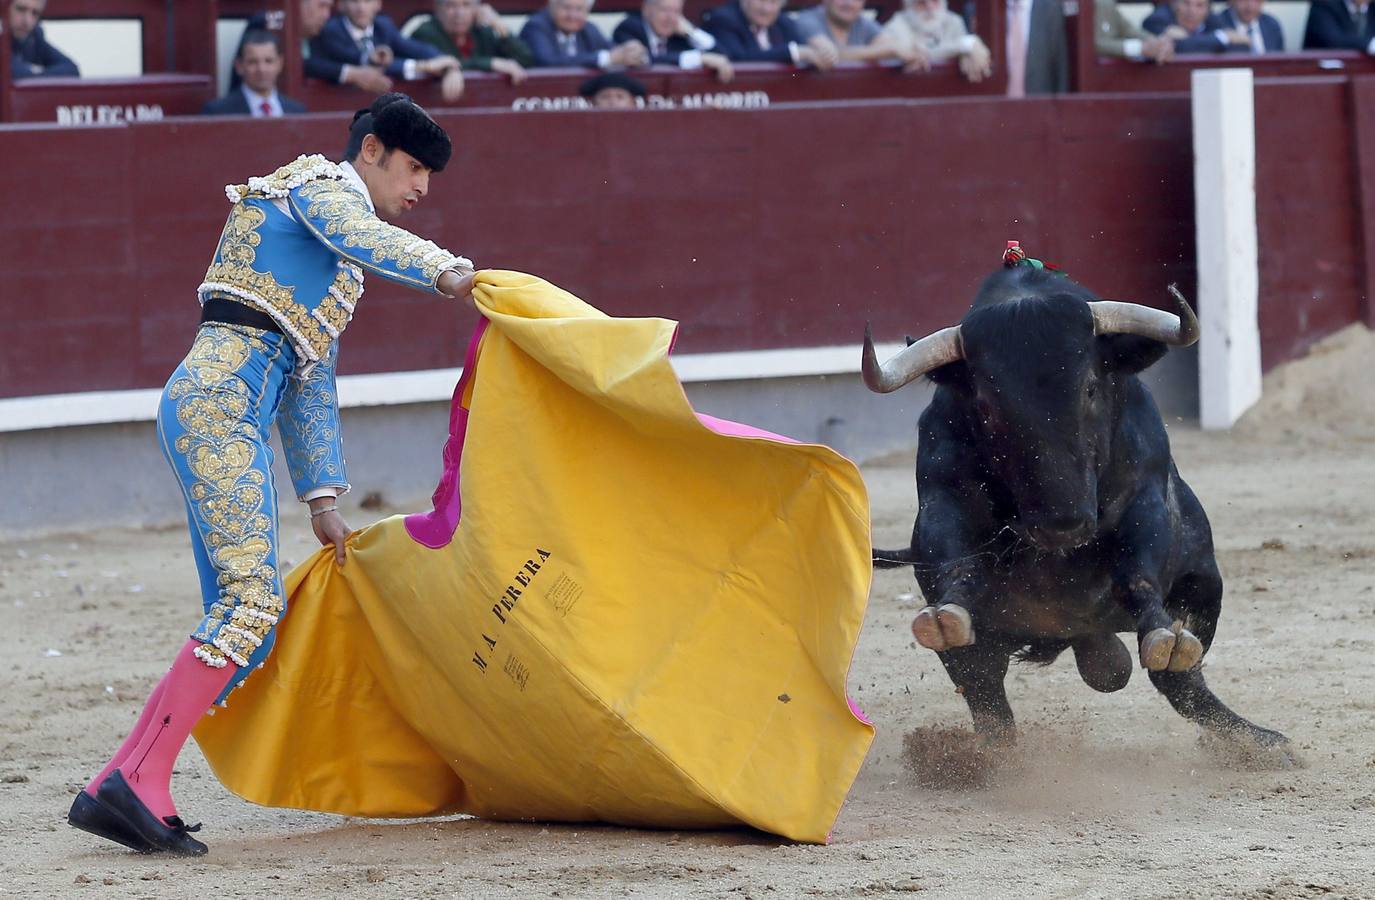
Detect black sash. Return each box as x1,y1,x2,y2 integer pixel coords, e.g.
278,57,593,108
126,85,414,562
200,297,284,335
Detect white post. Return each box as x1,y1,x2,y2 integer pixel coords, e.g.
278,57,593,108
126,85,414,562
1192,69,1262,429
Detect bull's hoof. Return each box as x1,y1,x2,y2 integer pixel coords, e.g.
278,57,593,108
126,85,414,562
1199,726,1305,771
1139,625,1203,672
1072,632,1132,693
912,604,975,652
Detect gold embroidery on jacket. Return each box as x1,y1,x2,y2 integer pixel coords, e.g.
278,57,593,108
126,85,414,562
199,199,334,364
294,180,459,287
172,326,285,669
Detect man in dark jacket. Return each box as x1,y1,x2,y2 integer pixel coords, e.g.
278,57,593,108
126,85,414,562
702,0,837,67
9,0,80,79
613,0,734,79
413,0,534,83
204,30,308,116
1208,0,1285,52
235,0,394,95
521,0,649,68
312,0,465,99
1303,0,1375,51
1142,0,1229,51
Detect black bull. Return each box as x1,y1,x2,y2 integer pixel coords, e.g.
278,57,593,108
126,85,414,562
864,263,1293,761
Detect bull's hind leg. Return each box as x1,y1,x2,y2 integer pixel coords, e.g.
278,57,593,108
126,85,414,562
1150,571,1298,765
935,639,1016,745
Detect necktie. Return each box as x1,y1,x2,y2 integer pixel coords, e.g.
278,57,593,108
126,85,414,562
560,32,577,56
754,26,771,50
1007,0,1026,98
260,100,273,117
1357,6,1369,35
1249,21,1262,51
361,33,375,63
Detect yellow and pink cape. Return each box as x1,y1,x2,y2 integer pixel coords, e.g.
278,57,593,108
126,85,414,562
195,271,875,843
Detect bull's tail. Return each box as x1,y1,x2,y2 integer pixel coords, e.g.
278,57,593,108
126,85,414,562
872,546,918,568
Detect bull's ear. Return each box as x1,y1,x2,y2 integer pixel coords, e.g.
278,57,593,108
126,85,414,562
1099,334,1169,374
927,359,973,392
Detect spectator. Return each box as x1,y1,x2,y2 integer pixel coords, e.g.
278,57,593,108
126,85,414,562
1143,0,1228,52
521,0,649,69
1303,0,1375,51
238,0,394,94
9,0,79,80
1091,0,1173,62
613,0,735,80
204,30,307,116
1006,0,1068,96
876,0,993,79
792,0,884,54
312,0,465,100
579,70,647,106
413,0,535,83
1210,0,1285,52
702,0,839,68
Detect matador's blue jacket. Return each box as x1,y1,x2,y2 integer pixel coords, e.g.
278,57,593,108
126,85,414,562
198,154,471,500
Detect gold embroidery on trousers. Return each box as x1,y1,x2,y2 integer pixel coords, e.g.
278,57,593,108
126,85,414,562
170,327,284,668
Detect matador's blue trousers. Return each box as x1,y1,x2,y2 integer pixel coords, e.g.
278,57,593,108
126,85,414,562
155,323,297,705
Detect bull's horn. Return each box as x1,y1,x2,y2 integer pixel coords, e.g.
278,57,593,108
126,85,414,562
862,322,964,393
1088,284,1200,347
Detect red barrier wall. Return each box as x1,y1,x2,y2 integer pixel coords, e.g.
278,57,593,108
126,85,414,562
0,86,1367,400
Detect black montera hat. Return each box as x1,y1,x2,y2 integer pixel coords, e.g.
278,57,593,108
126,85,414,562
578,72,647,100
349,93,452,172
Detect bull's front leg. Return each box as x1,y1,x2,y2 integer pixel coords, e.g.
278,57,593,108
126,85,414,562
910,487,998,652
1111,490,1204,673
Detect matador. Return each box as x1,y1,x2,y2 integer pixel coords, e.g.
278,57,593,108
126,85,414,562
67,93,476,855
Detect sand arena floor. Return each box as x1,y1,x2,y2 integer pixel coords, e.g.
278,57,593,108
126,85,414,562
1,327,1372,899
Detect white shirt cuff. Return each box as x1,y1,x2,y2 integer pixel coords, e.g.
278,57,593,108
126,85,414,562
301,487,341,502
958,34,978,53
679,49,704,69
597,49,612,69
338,64,352,85
1366,35,1375,54
403,58,420,80
1123,37,1143,58
788,41,802,65
689,28,717,51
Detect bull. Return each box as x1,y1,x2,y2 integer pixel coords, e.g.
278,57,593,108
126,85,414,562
863,255,1293,761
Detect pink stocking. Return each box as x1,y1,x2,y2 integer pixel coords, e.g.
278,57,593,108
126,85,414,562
85,672,169,795
113,639,237,821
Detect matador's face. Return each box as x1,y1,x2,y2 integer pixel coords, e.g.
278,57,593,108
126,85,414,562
358,138,433,220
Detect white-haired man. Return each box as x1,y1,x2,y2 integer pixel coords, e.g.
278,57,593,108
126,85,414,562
877,0,992,79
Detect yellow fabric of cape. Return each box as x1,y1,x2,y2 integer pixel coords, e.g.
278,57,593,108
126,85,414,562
195,270,875,843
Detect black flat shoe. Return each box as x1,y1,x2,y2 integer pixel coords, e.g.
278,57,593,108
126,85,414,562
95,771,209,857
68,790,157,853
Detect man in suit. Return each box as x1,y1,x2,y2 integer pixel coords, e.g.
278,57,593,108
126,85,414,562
1092,0,1174,61
1210,0,1285,52
9,0,80,79
1143,0,1230,52
204,30,307,116
312,0,465,99
1303,0,1375,51
521,0,649,68
1006,0,1068,96
613,0,735,79
702,0,838,68
236,0,394,94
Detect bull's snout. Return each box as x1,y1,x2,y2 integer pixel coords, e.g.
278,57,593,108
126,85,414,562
1025,515,1096,552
